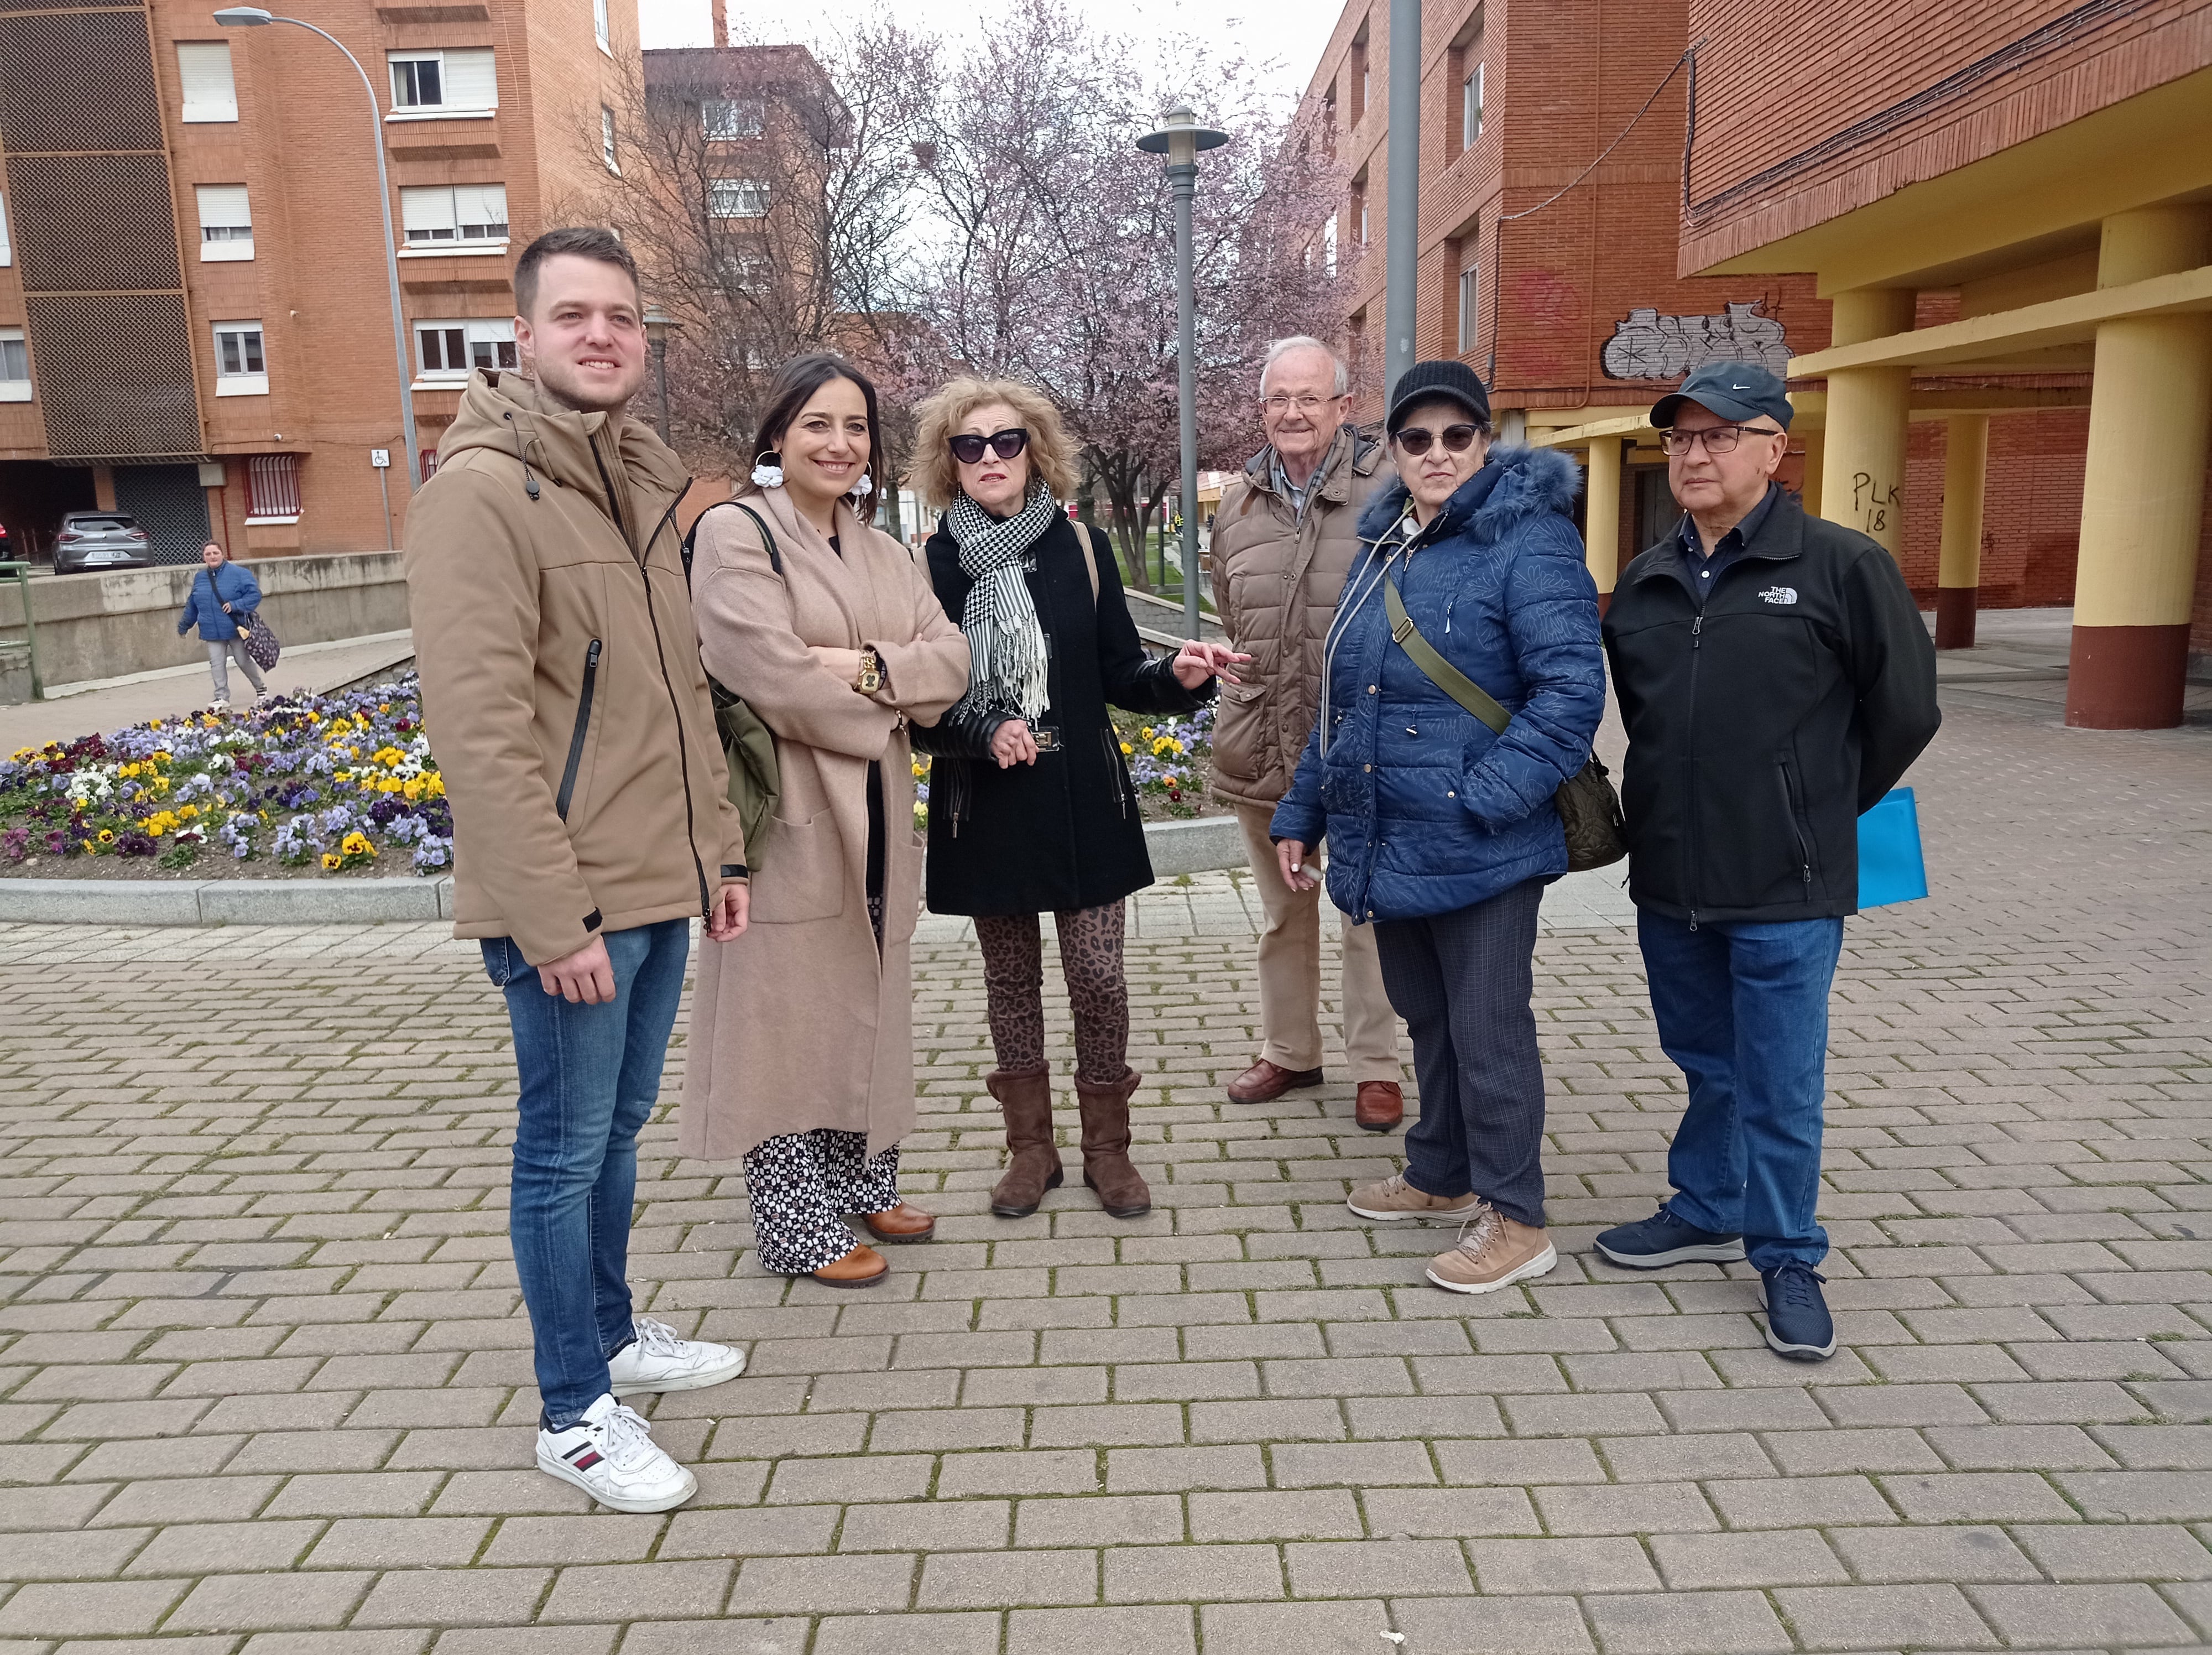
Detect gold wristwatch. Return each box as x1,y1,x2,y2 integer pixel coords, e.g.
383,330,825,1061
853,647,883,694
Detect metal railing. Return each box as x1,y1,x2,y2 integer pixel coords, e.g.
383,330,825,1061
0,561,45,700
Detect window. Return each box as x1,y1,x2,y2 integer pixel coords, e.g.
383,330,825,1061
194,184,253,262
399,184,509,249
0,328,29,402
1458,266,1479,356
178,42,238,122
702,97,764,140
213,321,267,394
593,0,609,50
0,189,11,266
246,454,300,522
708,178,770,218
1348,33,1368,124
602,105,619,171
1449,15,1484,155
388,48,496,114
1350,174,1368,247
1323,215,1338,279
415,318,518,379
1462,58,1484,148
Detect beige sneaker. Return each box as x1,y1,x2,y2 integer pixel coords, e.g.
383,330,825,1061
1348,1173,1483,1223
1426,1203,1558,1294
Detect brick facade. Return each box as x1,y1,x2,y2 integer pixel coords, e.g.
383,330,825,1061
0,0,636,563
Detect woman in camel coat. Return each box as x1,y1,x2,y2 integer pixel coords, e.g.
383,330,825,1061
680,353,971,1289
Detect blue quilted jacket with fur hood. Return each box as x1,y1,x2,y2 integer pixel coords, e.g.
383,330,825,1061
1270,445,1605,924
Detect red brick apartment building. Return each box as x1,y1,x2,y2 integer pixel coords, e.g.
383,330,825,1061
0,0,638,565
1290,0,2145,633
1677,0,2211,726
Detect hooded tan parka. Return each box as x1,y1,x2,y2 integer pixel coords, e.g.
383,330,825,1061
404,369,744,966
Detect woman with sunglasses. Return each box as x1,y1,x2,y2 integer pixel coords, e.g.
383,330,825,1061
680,353,973,1289
910,376,1245,1222
1272,360,1604,1296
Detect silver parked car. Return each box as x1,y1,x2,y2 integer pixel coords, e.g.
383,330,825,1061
54,511,154,574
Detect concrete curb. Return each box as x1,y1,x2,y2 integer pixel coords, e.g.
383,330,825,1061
0,819,1244,927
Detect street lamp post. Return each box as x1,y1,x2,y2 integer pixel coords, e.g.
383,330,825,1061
1138,104,1228,642
641,306,681,444
214,6,422,490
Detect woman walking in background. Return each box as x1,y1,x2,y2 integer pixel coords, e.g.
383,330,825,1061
910,376,1244,1222
1273,361,1605,1294
681,354,972,1289
177,541,268,709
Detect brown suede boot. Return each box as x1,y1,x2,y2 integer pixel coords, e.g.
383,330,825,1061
987,1064,1062,1218
1073,1068,1151,1219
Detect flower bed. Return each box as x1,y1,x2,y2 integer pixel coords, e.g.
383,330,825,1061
910,704,1222,829
1,675,453,881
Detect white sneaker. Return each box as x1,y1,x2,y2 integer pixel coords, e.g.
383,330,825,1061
209,698,229,711
606,1315,745,1397
535,1393,697,1512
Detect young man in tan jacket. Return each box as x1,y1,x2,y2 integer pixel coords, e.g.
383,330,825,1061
1208,337,1404,1130
405,228,749,1513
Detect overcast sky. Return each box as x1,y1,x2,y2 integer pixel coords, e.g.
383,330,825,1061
637,0,1343,105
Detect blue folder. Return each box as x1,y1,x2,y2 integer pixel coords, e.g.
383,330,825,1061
1858,787,1928,909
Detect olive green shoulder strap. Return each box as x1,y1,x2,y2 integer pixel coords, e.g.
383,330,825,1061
1381,573,1510,737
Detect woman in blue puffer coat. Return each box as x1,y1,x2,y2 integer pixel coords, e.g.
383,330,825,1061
1272,360,1604,1297
175,540,268,708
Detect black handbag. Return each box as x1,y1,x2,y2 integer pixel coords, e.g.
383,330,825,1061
1383,573,1626,872
228,604,281,670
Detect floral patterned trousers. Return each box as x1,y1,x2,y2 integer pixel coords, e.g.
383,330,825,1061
740,1129,901,1276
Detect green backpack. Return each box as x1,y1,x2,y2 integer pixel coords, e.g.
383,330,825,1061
680,501,784,868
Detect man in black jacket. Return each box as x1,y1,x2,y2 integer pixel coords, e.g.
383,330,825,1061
1596,362,1939,1362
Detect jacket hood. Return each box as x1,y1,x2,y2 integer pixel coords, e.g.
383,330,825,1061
438,368,686,498
1357,444,1582,544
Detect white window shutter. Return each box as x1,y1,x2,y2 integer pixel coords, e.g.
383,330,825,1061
442,49,497,110
0,190,11,266
195,184,251,230
400,186,457,238
178,42,238,122
453,183,507,232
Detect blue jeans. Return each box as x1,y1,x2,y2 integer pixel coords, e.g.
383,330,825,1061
484,919,690,1429
1635,910,1844,1271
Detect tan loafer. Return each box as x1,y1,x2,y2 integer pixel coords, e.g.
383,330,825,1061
1354,1080,1404,1132
1227,1058,1324,1104
810,1244,889,1288
863,1203,936,1244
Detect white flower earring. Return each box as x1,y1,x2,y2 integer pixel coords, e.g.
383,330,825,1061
848,471,872,497
750,450,784,488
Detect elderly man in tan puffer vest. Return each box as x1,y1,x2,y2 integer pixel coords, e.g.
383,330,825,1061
1206,336,1404,1131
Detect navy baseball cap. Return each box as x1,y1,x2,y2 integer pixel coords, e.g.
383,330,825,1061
1650,361,1793,430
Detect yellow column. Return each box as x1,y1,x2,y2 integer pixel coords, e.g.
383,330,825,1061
1935,414,1987,649
1798,428,1824,519
1584,438,1622,612
1818,288,1915,556
2066,205,2212,729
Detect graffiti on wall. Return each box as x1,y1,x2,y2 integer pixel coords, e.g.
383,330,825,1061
1600,300,1790,381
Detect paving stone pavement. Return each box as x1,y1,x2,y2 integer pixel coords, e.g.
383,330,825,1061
1,691,2208,1655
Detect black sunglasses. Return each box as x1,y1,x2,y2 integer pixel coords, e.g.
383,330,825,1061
1392,424,1482,457
948,428,1030,465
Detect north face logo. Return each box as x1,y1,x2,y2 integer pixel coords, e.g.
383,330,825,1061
1759,585,1799,606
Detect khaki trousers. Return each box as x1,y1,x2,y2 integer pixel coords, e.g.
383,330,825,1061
1234,802,1401,1076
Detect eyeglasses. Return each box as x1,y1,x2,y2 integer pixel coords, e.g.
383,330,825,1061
948,428,1029,464
1659,423,1784,456
1391,424,1482,457
1262,393,1342,414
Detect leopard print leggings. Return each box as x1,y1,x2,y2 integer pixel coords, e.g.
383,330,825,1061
973,901,1129,1082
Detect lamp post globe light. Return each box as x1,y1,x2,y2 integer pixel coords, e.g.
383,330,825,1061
641,305,681,444
1137,103,1228,641
214,6,424,490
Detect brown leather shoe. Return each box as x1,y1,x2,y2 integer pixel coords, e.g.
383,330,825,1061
863,1203,936,1243
987,1064,1063,1218
1355,1080,1404,1132
810,1243,888,1288
1074,1067,1151,1219
1227,1058,1325,1104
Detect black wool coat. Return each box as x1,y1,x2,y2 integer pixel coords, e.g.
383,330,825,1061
914,514,1212,917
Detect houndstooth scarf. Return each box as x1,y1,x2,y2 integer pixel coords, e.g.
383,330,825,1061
946,478,1060,725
